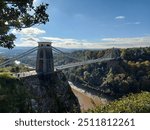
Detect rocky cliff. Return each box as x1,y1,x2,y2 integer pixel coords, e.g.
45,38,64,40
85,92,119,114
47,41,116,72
0,71,80,112
22,71,80,112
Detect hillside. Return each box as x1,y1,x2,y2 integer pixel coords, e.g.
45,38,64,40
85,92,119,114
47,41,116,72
88,91,150,113
62,47,150,98
0,47,150,112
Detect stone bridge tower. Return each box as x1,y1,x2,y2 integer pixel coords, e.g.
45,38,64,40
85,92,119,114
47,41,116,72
36,42,54,74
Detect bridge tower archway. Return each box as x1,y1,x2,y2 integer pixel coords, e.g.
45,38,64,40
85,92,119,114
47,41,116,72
36,42,54,74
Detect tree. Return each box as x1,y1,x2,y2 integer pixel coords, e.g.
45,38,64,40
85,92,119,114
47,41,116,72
0,0,49,49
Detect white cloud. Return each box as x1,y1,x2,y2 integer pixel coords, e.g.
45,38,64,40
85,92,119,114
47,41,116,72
101,38,115,42
15,36,40,47
101,37,150,42
41,36,150,49
12,27,46,35
42,37,80,43
16,40,38,47
41,37,85,48
15,35,150,48
101,36,150,48
21,37,40,42
115,16,126,20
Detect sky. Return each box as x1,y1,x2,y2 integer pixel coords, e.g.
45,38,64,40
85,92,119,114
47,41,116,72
13,0,150,48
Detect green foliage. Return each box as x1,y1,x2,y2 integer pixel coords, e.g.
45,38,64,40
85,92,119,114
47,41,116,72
101,71,141,97
101,59,150,97
0,72,13,79
121,47,150,61
10,64,32,73
62,47,150,99
0,0,49,48
89,92,150,113
0,64,32,73
0,73,31,112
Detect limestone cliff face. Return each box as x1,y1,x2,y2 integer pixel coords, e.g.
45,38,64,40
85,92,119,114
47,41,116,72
22,71,80,113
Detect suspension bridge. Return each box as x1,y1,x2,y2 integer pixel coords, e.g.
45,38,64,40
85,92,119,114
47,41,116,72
0,42,118,78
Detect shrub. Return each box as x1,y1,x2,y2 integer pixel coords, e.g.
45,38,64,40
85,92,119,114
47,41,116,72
0,73,30,112
88,92,150,113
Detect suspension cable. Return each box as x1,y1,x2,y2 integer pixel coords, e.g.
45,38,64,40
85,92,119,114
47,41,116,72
52,47,83,61
0,47,38,67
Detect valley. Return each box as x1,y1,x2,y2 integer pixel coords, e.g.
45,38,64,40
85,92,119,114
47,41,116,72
0,46,150,112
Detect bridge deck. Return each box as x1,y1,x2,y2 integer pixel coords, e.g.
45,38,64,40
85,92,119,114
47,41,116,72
55,57,114,70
